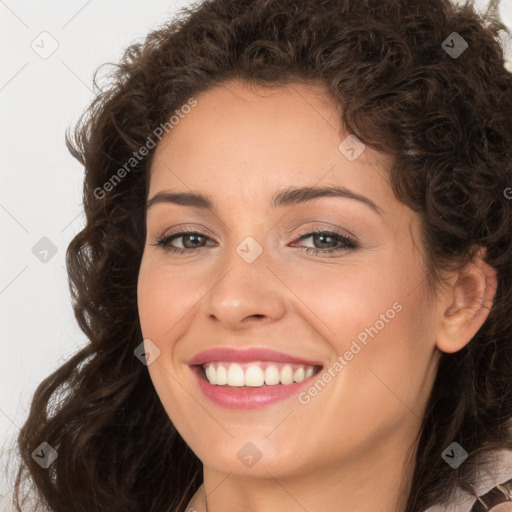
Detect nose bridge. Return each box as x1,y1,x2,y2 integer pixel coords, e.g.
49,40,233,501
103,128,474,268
204,227,287,325
218,230,271,292
221,209,271,267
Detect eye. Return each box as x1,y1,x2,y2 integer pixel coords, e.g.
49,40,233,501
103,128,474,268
291,227,358,256
152,230,214,253
151,227,359,256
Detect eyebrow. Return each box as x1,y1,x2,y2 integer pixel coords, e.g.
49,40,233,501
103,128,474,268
145,185,383,215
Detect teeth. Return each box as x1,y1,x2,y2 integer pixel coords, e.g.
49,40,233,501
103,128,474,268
280,364,294,385
245,365,265,387
226,363,245,387
293,367,305,382
216,364,228,385
264,365,280,385
205,363,216,385
202,361,319,387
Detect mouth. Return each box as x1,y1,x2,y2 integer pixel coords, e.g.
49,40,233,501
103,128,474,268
187,347,325,409
192,361,323,388
189,361,324,410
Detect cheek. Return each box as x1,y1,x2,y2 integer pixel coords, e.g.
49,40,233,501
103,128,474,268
137,260,194,341
137,261,202,433
309,258,435,406
296,263,406,347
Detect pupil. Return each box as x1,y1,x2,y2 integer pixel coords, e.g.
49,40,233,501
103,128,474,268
184,234,203,248
315,233,333,248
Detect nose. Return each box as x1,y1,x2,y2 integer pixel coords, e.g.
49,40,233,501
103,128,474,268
203,239,287,331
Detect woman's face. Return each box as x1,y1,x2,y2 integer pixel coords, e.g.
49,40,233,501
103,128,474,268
137,80,442,480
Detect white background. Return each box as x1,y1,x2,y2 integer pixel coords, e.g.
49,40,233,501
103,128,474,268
0,0,511,510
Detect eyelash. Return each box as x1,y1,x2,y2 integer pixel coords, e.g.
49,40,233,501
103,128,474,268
152,226,358,256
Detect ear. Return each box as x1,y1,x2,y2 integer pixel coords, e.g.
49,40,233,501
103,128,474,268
435,249,498,354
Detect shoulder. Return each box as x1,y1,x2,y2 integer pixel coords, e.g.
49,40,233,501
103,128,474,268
469,477,512,511
423,450,512,512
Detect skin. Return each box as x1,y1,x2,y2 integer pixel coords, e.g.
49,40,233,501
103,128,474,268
136,80,497,512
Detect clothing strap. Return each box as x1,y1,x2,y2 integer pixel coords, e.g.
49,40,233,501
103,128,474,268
470,478,512,511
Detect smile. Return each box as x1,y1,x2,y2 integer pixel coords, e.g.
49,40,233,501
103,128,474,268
202,361,321,387
190,362,323,410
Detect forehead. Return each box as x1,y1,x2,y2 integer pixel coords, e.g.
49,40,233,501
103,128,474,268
153,80,340,156
148,80,392,202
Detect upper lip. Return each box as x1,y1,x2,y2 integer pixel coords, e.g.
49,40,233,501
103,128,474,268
188,347,323,367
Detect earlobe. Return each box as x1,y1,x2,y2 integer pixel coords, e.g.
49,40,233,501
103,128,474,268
435,251,498,354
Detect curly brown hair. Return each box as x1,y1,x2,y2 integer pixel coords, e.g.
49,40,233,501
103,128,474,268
10,0,512,511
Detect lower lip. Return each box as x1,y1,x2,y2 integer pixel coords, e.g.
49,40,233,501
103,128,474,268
190,366,321,410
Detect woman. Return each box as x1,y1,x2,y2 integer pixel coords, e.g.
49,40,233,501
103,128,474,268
11,0,512,511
